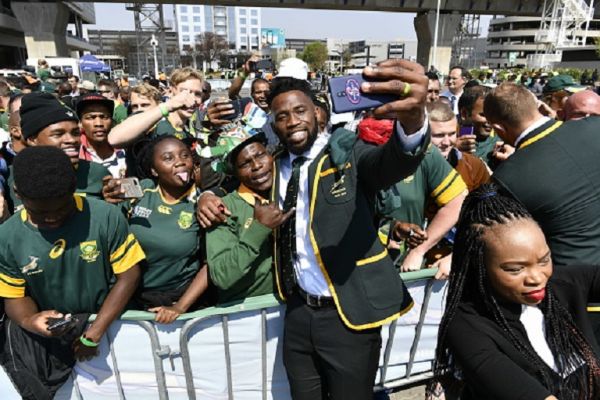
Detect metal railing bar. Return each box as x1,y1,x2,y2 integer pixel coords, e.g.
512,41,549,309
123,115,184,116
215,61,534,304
136,321,169,400
405,280,435,378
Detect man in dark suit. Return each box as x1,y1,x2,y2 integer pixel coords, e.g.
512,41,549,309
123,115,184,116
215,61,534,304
485,82,600,267
199,59,431,399
267,61,429,399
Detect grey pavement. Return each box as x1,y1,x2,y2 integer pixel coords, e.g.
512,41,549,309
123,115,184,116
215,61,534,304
388,384,426,400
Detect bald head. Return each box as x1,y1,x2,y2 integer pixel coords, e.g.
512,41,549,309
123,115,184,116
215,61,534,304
563,90,600,121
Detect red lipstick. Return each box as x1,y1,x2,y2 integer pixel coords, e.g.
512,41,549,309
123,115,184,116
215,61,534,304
524,288,546,302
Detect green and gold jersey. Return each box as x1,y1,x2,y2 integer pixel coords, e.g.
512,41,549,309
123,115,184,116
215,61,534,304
150,118,194,143
376,145,467,238
206,185,274,304
475,132,500,168
6,160,110,213
125,180,201,291
0,195,145,313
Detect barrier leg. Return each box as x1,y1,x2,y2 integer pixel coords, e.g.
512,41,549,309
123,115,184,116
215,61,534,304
261,309,267,400
106,329,126,400
405,280,435,378
222,315,234,400
136,321,169,400
180,317,217,400
378,319,398,387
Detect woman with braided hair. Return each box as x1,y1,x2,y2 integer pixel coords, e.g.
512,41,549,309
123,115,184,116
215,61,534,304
429,183,600,400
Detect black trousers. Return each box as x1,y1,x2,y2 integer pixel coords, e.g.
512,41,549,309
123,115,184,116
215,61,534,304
283,293,382,400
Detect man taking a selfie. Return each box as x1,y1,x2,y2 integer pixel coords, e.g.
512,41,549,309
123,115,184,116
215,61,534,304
198,58,430,400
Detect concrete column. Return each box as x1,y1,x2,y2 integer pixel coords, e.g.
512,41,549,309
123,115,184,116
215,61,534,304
414,11,462,75
12,2,71,59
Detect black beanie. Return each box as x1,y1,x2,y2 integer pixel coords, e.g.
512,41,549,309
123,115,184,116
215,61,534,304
20,92,79,140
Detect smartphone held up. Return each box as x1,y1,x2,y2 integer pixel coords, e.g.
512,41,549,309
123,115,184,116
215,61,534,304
328,74,398,114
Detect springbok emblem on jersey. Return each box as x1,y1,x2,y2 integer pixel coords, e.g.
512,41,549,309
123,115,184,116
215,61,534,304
21,256,40,275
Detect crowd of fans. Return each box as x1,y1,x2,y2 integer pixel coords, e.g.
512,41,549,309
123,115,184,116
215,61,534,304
0,55,600,399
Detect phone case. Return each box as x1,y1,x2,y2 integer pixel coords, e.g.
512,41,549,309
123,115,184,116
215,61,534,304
328,74,397,114
120,178,144,199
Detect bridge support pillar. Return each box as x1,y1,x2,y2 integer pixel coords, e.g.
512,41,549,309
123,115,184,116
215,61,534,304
12,2,70,59
414,11,461,75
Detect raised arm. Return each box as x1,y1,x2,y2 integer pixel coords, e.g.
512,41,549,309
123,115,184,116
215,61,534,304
354,59,431,192
228,55,259,100
108,91,197,147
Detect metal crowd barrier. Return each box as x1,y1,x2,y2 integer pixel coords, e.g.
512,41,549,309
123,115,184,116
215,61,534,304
1,269,444,400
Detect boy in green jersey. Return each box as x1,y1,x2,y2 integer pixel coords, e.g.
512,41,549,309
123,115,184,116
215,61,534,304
0,147,144,398
4,92,112,213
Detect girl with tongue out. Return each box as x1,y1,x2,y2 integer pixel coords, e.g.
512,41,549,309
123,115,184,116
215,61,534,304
125,136,211,324
428,183,600,400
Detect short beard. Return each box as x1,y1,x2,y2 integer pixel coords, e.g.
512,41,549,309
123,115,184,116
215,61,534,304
288,117,319,155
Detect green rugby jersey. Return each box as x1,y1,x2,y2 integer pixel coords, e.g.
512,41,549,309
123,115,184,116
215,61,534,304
150,118,194,143
376,145,466,239
475,132,500,168
206,185,274,304
6,159,110,213
125,181,201,291
0,195,145,313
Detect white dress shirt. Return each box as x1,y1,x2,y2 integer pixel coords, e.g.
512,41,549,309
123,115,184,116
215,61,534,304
520,305,557,373
513,116,551,148
278,122,428,296
440,89,462,116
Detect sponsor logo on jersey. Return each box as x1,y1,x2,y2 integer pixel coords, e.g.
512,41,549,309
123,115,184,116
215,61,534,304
49,239,66,259
177,211,193,229
132,205,152,219
21,256,42,275
80,241,100,263
158,205,172,215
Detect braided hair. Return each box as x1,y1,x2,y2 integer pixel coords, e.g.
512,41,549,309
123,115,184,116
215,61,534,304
429,183,600,399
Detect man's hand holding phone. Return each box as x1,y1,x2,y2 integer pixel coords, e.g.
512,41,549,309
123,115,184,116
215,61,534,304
361,59,428,135
456,126,477,154
206,98,242,126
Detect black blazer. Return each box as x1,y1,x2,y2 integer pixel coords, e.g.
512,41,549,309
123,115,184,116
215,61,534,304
271,127,429,331
493,117,600,266
446,265,600,400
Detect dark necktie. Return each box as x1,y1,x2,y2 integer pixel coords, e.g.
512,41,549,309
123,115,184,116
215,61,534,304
279,156,307,296
450,95,457,113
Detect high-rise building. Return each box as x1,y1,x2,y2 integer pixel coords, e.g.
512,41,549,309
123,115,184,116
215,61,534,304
174,5,261,52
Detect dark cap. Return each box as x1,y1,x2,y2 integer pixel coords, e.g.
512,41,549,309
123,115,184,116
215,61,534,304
20,92,79,140
75,93,114,118
543,74,585,94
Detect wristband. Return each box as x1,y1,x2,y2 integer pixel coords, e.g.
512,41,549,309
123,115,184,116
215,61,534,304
159,103,170,118
237,69,248,79
80,335,99,347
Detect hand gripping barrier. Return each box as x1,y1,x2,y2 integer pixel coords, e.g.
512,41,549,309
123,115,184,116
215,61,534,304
0,269,445,400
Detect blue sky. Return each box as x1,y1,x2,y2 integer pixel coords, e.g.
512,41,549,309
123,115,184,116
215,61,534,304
92,3,491,41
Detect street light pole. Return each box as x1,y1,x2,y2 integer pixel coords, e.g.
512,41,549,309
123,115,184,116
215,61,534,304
432,0,441,70
151,34,159,79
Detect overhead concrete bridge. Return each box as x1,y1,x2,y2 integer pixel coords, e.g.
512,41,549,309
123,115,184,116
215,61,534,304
13,0,599,72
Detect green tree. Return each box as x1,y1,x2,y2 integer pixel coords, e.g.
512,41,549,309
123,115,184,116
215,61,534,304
301,41,328,71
